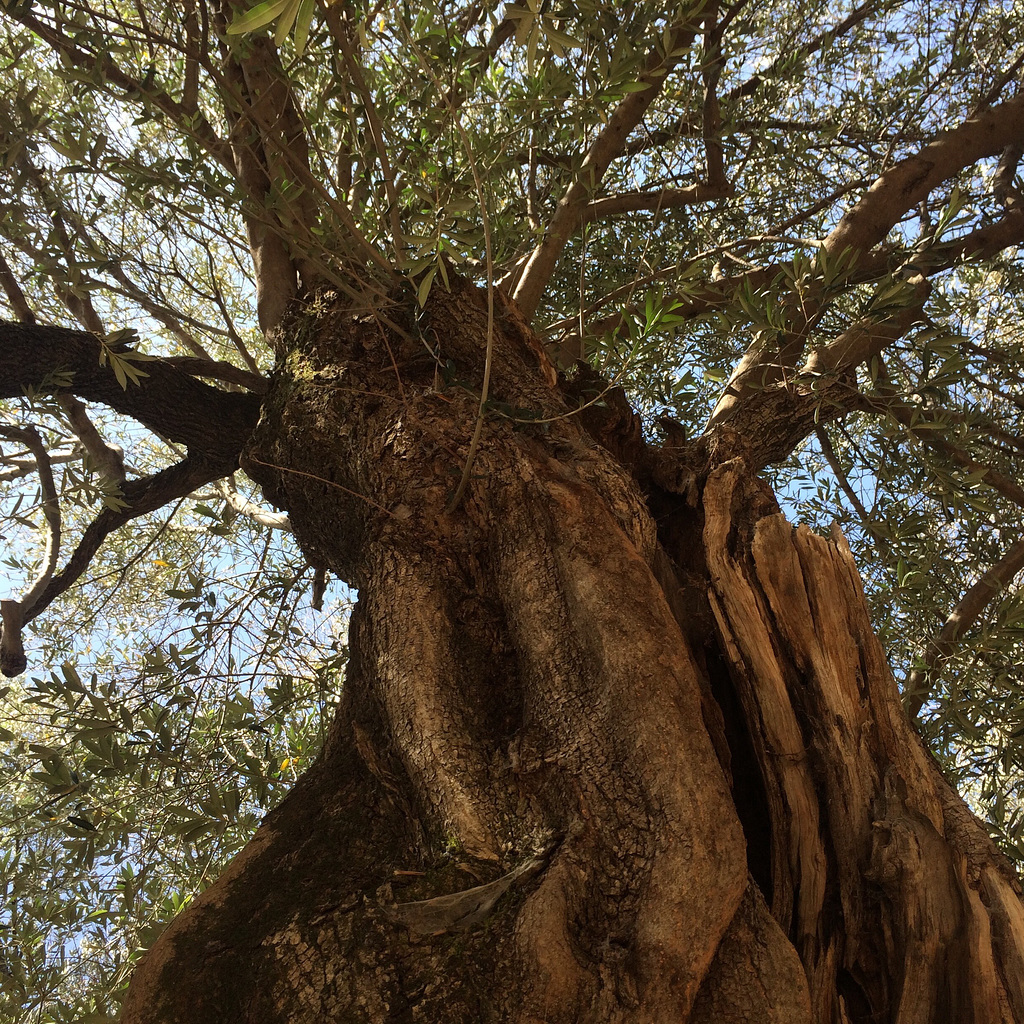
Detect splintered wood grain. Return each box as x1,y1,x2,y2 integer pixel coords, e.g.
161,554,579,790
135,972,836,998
703,465,828,953
703,460,1024,1024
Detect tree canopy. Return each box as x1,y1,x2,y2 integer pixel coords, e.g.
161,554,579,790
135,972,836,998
1,0,1024,1017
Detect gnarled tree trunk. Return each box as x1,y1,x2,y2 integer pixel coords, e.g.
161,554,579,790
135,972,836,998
121,277,1024,1023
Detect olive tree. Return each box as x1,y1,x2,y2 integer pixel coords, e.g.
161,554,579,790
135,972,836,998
2,0,1024,1019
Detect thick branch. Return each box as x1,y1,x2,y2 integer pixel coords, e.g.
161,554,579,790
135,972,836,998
220,46,302,333
0,322,261,461
994,142,1024,209
0,323,260,673
512,11,707,319
57,395,126,483
825,92,1024,256
929,207,1024,264
0,250,36,324
218,475,290,530
707,279,928,433
905,536,1024,719
706,203,1024,438
1,234,129,481
708,108,1024,429
801,281,930,377
696,283,939,470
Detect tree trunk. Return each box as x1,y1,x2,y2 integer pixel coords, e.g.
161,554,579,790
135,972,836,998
121,277,1024,1023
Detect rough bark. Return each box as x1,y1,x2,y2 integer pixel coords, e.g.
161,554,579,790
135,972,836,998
120,277,1024,1023
0,321,261,462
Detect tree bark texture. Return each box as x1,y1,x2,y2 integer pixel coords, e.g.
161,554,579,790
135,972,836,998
121,277,1024,1023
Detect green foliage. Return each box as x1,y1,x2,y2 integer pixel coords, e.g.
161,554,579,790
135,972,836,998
0,494,348,1021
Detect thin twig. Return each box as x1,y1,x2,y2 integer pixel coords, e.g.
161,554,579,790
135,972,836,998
246,456,397,519
814,425,876,530
324,6,406,259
